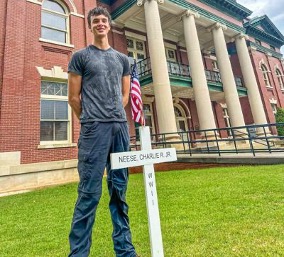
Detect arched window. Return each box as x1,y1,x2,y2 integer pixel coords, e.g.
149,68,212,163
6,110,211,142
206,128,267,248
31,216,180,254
41,0,69,44
276,69,284,90
174,105,188,132
261,64,271,88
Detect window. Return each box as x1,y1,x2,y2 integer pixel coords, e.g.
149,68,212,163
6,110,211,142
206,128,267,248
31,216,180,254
276,69,284,90
165,48,176,62
144,104,155,135
222,105,232,136
255,39,261,45
40,81,70,143
127,38,146,61
261,64,271,88
271,103,277,115
212,60,219,70
174,105,188,132
41,0,69,43
134,103,155,140
235,77,243,87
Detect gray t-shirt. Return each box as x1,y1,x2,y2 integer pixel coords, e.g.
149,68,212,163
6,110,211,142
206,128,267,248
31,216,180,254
68,45,130,123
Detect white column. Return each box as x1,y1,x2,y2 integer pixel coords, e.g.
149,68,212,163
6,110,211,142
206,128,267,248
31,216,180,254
210,23,245,128
139,0,177,134
182,10,216,130
235,33,268,126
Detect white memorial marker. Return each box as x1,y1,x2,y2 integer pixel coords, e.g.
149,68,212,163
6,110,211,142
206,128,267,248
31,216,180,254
111,126,177,257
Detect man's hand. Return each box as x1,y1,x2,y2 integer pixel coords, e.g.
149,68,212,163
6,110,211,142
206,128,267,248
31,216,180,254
122,75,130,107
68,72,82,120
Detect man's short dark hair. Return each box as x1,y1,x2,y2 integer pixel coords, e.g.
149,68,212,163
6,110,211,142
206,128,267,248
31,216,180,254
87,6,112,29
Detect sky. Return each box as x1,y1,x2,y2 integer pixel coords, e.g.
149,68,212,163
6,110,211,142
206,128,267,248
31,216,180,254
237,0,284,54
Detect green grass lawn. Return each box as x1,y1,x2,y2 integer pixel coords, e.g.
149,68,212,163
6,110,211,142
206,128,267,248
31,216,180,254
0,165,284,257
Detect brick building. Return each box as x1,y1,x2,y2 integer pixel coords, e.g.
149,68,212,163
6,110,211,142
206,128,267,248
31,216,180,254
0,0,284,189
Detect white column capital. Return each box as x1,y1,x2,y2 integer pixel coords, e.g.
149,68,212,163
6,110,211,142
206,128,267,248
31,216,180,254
137,0,164,6
182,9,200,19
234,33,249,41
207,22,227,32
137,0,144,6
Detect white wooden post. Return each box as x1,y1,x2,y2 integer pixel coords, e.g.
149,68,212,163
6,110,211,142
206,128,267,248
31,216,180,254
111,126,177,257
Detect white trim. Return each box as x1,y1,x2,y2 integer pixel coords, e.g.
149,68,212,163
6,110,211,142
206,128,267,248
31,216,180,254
70,12,84,18
27,0,42,5
38,143,77,149
39,38,74,48
259,59,266,68
125,31,146,42
174,98,191,119
36,66,68,79
209,55,217,60
269,98,277,104
112,29,124,35
164,42,177,50
66,0,77,14
37,0,78,14
142,95,155,102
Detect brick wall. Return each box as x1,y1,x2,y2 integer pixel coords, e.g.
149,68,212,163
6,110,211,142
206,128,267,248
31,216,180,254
0,0,99,164
1,0,282,165
0,0,27,154
250,50,283,124
0,0,8,113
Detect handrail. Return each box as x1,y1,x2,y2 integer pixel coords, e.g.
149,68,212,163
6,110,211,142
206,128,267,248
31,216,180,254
130,123,284,156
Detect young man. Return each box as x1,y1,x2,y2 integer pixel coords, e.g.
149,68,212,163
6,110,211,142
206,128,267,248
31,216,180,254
67,7,138,257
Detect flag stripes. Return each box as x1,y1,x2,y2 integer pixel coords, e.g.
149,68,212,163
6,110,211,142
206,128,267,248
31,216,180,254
130,61,145,126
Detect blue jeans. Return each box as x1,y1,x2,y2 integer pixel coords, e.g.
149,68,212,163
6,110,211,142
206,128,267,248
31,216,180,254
68,121,137,257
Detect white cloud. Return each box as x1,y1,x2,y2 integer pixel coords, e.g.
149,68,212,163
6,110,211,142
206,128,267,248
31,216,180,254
272,13,284,23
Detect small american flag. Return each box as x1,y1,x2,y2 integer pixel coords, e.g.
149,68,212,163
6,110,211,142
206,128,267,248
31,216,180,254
130,61,145,126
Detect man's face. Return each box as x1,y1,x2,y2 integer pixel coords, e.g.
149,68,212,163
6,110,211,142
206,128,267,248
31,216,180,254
90,14,110,37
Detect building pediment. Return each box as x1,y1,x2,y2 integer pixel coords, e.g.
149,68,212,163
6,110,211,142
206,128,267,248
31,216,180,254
244,15,284,48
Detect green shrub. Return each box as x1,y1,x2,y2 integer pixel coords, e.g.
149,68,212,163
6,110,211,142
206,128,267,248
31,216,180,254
275,107,284,136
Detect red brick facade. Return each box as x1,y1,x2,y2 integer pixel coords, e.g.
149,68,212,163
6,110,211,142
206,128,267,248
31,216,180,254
0,0,97,163
0,0,284,165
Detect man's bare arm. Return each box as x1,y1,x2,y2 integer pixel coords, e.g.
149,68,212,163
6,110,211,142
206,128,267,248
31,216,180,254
68,72,82,120
122,75,130,108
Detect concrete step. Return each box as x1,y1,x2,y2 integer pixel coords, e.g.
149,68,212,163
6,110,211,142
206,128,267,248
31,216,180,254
0,165,10,176
0,160,78,195
0,152,20,166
